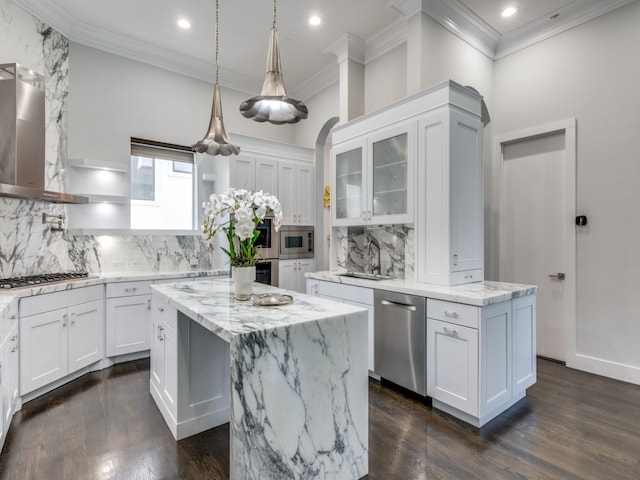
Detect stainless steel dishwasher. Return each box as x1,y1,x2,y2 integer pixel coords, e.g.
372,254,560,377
374,289,426,395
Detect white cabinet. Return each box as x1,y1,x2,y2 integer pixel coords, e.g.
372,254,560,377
306,279,375,373
150,294,178,419
0,301,19,449
229,155,278,195
106,280,152,357
150,293,230,439
331,121,414,227
278,161,314,225
19,285,104,395
279,259,314,292
426,295,536,427
416,105,483,286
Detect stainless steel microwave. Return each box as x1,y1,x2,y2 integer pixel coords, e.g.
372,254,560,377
279,225,314,259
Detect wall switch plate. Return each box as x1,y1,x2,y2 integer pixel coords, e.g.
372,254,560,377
189,258,199,267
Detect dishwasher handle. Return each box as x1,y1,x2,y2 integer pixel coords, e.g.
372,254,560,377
379,299,418,312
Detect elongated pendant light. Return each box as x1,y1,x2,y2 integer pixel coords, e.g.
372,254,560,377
239,0,308,124
192,0,240,156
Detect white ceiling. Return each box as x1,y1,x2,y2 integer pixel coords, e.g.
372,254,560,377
14,0,636,98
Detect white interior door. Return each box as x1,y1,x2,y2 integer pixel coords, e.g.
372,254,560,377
499,122,576,362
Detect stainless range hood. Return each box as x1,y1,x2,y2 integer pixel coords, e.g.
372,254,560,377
0,63,87,204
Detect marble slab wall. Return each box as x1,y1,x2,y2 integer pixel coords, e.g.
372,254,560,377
333,225,414,280
0,2,216,278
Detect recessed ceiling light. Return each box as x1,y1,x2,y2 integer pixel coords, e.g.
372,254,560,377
308,15,321,26
502,6,517,17
177,18,191,29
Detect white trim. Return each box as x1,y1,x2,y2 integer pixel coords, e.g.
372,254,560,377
365,17,408,64
494,118,576,366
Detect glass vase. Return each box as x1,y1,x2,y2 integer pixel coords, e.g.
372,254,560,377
232,266,256,301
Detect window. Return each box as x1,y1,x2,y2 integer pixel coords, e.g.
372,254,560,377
130,139,196,230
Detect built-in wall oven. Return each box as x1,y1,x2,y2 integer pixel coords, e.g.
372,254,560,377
255,259,278,287
254,216,280,287
279,225,314,259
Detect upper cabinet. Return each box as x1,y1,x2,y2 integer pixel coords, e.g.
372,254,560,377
330,80,484,286
332,121,415,226
229,137,314,226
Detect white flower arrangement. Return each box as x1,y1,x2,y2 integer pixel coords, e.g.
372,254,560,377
203,188,283,267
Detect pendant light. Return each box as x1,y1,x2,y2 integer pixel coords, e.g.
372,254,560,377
239,0,308,124
192,0,240,156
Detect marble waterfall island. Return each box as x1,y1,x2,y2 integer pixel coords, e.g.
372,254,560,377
149,278,369,480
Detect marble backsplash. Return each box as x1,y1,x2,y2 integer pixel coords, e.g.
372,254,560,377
0,2,218,278
333,225,414,280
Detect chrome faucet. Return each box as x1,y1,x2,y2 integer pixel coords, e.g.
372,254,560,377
366,237,381,275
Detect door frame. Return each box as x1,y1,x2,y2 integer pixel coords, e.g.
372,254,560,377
493,118,576,362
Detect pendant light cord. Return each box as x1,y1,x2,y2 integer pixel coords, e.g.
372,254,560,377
215,0,220,84
272,0,277,30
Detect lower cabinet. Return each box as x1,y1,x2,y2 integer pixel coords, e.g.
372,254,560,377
306,279,375,373
0,301,19,449
150,294,230,439
19,285,104,395
426,295,536,427
279,259,315,292
106,281,152,356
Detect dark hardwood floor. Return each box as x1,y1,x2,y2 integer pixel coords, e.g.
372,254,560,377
1,358,639,479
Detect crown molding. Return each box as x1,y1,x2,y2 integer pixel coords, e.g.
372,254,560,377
325,33,366,65
14,0,74,35
289,63,338,102
365,17,408,64
494,0,638,59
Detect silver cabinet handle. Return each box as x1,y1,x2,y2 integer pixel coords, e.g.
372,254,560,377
70,312,76,325
158,325,164,342
442,326,459,337
11,335,17,353
453,254,458,266
549,273,565,280
10,315,16,320
444,310,459,319
125,287,138,293
157,306,165,312
147,299,151,310
62,313,68,327
380,299,417,312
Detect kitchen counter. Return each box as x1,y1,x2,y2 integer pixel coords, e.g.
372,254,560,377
149,278,369,480
0,269,227,298
307,271,537,306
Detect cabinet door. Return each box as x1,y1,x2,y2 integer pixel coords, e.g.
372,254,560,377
332,139,366,226
255,157,278,196
450,109,483,273
278,162,297,225
106,295,151,356
68,300,104,374
150,315,164,394
20,308,68,395
295,259,315,292
2,323,19,436
296,164,314,225
368,122,415,225
427,318,478,416
278,259,298,291
343,300,375,372
230,155,255,190
161,318,178,417
480,302,511,415
512,295,537,395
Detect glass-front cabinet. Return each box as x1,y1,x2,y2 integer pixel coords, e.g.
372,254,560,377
332,122,414,226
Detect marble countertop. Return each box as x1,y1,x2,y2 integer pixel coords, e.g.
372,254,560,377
0,270,227,299
307,271,537,306
0,294,16,315
150,277,367,343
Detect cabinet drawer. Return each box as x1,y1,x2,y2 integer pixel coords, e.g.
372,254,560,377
317,281,374,305
20,285,103,317
427,299,479,329
106,281,152,298
451,269,483,285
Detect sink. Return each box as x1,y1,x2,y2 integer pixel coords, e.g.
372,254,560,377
339,272,393,281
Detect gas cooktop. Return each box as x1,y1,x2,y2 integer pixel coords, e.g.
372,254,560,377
0,272,91,289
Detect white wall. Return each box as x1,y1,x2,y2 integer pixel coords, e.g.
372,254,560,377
293,82,340,148
68,43,297,166
493,0,640,381
365,43,408,113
